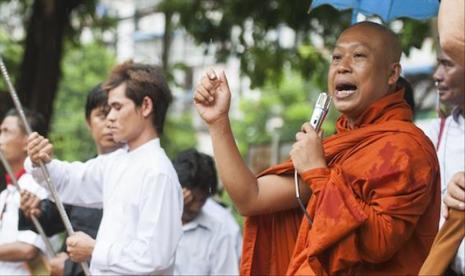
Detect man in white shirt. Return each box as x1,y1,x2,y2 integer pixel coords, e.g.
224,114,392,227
418,50,464,274
26,61,183,275
203,198,242,261
0,108,48,275
20,84,121,276
172,149,238,275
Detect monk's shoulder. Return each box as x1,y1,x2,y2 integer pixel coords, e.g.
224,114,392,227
367,129,436,163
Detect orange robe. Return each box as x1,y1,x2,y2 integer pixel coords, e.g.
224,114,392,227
240,90,441,275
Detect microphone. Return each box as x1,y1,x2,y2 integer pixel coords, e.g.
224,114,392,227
309,92,331,132
295,92,331,224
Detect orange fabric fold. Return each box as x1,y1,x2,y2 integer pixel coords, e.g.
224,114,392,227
419,209,465,275
240,90,441,275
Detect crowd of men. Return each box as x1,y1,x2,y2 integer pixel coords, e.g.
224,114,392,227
0,0,463,274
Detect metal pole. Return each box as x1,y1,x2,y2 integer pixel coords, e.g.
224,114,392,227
0,150,56,258
0,56,91,275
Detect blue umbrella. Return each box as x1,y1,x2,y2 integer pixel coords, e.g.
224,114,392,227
310,0,439,23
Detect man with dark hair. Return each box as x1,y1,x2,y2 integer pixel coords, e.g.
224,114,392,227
0,108,48,275
20,84,120,276
101,61,172,136
172,149,238,275
25,61,183,275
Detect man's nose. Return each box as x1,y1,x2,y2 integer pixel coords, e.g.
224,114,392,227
336,57,352,74
106,109,116,122
433,67,444,84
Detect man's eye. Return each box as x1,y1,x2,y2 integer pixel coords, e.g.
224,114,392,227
332,55,341,62
354,53,366,58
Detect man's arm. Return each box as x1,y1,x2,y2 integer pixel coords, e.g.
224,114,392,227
19,197,69,236
194,70,313,216
0,242,39,262
25,132,104,208
90,172,183,274
443,172,465,274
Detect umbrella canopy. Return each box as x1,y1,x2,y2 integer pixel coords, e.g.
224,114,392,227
310,0,439,23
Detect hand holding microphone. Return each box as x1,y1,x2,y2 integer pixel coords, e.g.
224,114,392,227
291,93,331,224
290,93,331,173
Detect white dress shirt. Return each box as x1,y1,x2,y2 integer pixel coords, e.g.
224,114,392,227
25,139,183,275
203,198,242,260
418,108,465,274
0,174,48,275
174,209,239,275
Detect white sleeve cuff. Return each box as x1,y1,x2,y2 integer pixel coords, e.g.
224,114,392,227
91,239,112,270
24,157,35,174
16,230,46,253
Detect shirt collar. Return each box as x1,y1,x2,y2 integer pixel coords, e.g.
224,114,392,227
451,106,464,124
4,168,26,186
126,138,160,155
182,211,215,232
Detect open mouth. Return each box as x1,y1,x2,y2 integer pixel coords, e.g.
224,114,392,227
335,82,357,98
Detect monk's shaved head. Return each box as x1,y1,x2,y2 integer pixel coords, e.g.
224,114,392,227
341,21,402,64
328,21,403,124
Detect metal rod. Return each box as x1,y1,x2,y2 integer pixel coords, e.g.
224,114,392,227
0,56,91,275
0,149,56,258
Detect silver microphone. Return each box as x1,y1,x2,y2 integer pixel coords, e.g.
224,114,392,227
309,92,331,132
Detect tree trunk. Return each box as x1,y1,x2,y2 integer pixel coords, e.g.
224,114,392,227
161,11,173,73
17,0,82,135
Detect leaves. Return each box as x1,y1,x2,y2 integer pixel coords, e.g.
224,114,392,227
50,41,115,161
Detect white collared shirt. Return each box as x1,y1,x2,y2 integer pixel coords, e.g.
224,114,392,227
25,139,183,275
0,174,48,275
174,209,239,275
417,108,465,273
203,198,242,260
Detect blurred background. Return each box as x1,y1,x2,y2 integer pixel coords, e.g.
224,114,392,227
0,0,440,215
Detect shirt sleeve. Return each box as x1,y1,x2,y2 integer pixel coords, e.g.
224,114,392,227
210,223,240,275
24,157,104,208
91,172,183,274
16,229,46,254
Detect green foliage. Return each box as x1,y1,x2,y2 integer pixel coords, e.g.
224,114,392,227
232,70,337,155
159,0,431,89
158,1,351,88
49,42,115,161
0,28,23,92
397,19,431,56
161,108,198,159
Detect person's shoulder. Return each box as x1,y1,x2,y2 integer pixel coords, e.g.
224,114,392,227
415,117,441,140
203,199,240,231
197,209,229,235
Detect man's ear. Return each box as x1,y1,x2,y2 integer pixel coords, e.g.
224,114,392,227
388,63,402,86
141,96,154,118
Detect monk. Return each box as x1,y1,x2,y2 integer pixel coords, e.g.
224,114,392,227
193,21,440,275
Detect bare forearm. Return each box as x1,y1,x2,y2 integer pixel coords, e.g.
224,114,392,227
209,118,259,213
0,242,38,261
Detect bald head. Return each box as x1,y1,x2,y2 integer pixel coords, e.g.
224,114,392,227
328,21,403,124
341,21,402,64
